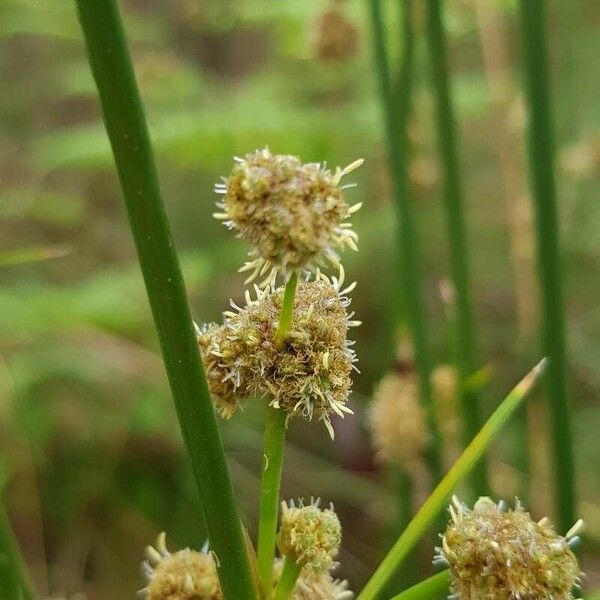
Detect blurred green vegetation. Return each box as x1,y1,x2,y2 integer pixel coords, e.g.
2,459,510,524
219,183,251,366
1,0,600,597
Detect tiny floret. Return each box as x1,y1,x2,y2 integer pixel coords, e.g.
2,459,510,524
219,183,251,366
435,496,583,600
273,558,354,599
140,533,221,599
277,498,342,573
198,270,359,436
368,370,428,474
214,148,363,283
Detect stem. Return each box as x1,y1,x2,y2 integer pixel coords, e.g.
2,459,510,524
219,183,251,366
257,407,287,597
425,0,487,496
390,570,450,600
517,0,576,532
275,273,298,349
358,360,545,600
367,0,443,487
273,556,301,600
258,274,299,596
0,504,36,600
75,2,256,598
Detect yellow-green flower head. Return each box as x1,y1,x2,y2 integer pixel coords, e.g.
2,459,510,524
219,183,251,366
140,533,221,599
197,269,360,437
435,496,584,600
277,498,342,573
214,148,363,284
368,370,428,474
273,558,354,599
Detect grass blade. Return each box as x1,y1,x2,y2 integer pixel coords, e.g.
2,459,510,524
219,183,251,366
517,0,576,532
390,570,449,600
75,1,256,597
357,359,546,600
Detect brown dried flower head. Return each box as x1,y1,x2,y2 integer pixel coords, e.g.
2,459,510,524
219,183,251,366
140,533,221,599
435,496,584,600
368,370,428,473
197,269,359,437
214,148,363,284
314,4,359,62
277,498,342,574
272,557,354,599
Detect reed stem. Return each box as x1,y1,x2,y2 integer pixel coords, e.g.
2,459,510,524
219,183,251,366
517,0,576,532
367,0,443,487
390,570,449,600
273,556,301,600
75,2,256,597
425,0,487,496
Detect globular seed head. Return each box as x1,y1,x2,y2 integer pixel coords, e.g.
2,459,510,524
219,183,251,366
435,497,583,600
314,4,359,62
368,371,428,474
215,148,363,284
272,558,354,599
277,498,342,573
430,364,459,439
140,533,221,600
197,273,359,436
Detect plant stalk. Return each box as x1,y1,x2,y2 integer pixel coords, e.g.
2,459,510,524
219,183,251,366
75,2,256,598
517,0,576,532
390,570,450,600
358,359,545,600
425,0,487,496
275,273,299,349
273,556,301,600
367,0,443,488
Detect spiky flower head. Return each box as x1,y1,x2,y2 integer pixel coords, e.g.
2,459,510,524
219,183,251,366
140,533,221,599
197,269,359,437
214,148,363,284
368,370,428,474
277,498,342,573
273,558,354,599
435,496,583,600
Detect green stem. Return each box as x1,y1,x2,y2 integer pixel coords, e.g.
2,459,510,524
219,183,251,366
425,0,487,496
275,273,298,349
390,570,450,600
0,504,36,600
358,360,545,600
273,556,301,600
257,274,298,596
517,0,576,532
257,407,287,597
367,0,443,487
75,2,256,598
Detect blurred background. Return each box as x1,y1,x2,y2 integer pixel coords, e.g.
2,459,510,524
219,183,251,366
1,0,599,597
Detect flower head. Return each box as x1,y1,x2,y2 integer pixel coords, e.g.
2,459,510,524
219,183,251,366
314,4,359,62
140,533,221,599
435,496,583,600
368,370,428,474
198,269,359,437
273,558,354,599
277,498,342,573
214,148,363,284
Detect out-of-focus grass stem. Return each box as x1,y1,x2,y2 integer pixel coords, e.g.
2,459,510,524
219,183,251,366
424,0,488,496
517,0,576,532
367,0,443,488
75,1,256,598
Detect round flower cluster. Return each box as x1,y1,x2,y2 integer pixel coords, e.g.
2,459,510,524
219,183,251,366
368,370,428,474
435,496,583,600
277,498,342,573
140,533,220,600
197,270,359,437
273,558,354,600
214,148,363,284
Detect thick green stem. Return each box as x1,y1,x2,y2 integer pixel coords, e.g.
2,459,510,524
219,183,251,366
358,360,545,600
517,0,576,532
275,273,299,349
273,556,301,600
257,407,287,597
75,2,256,598
425,0,487,496
390,570,449,600
0,504,36,600
367,0,443,488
